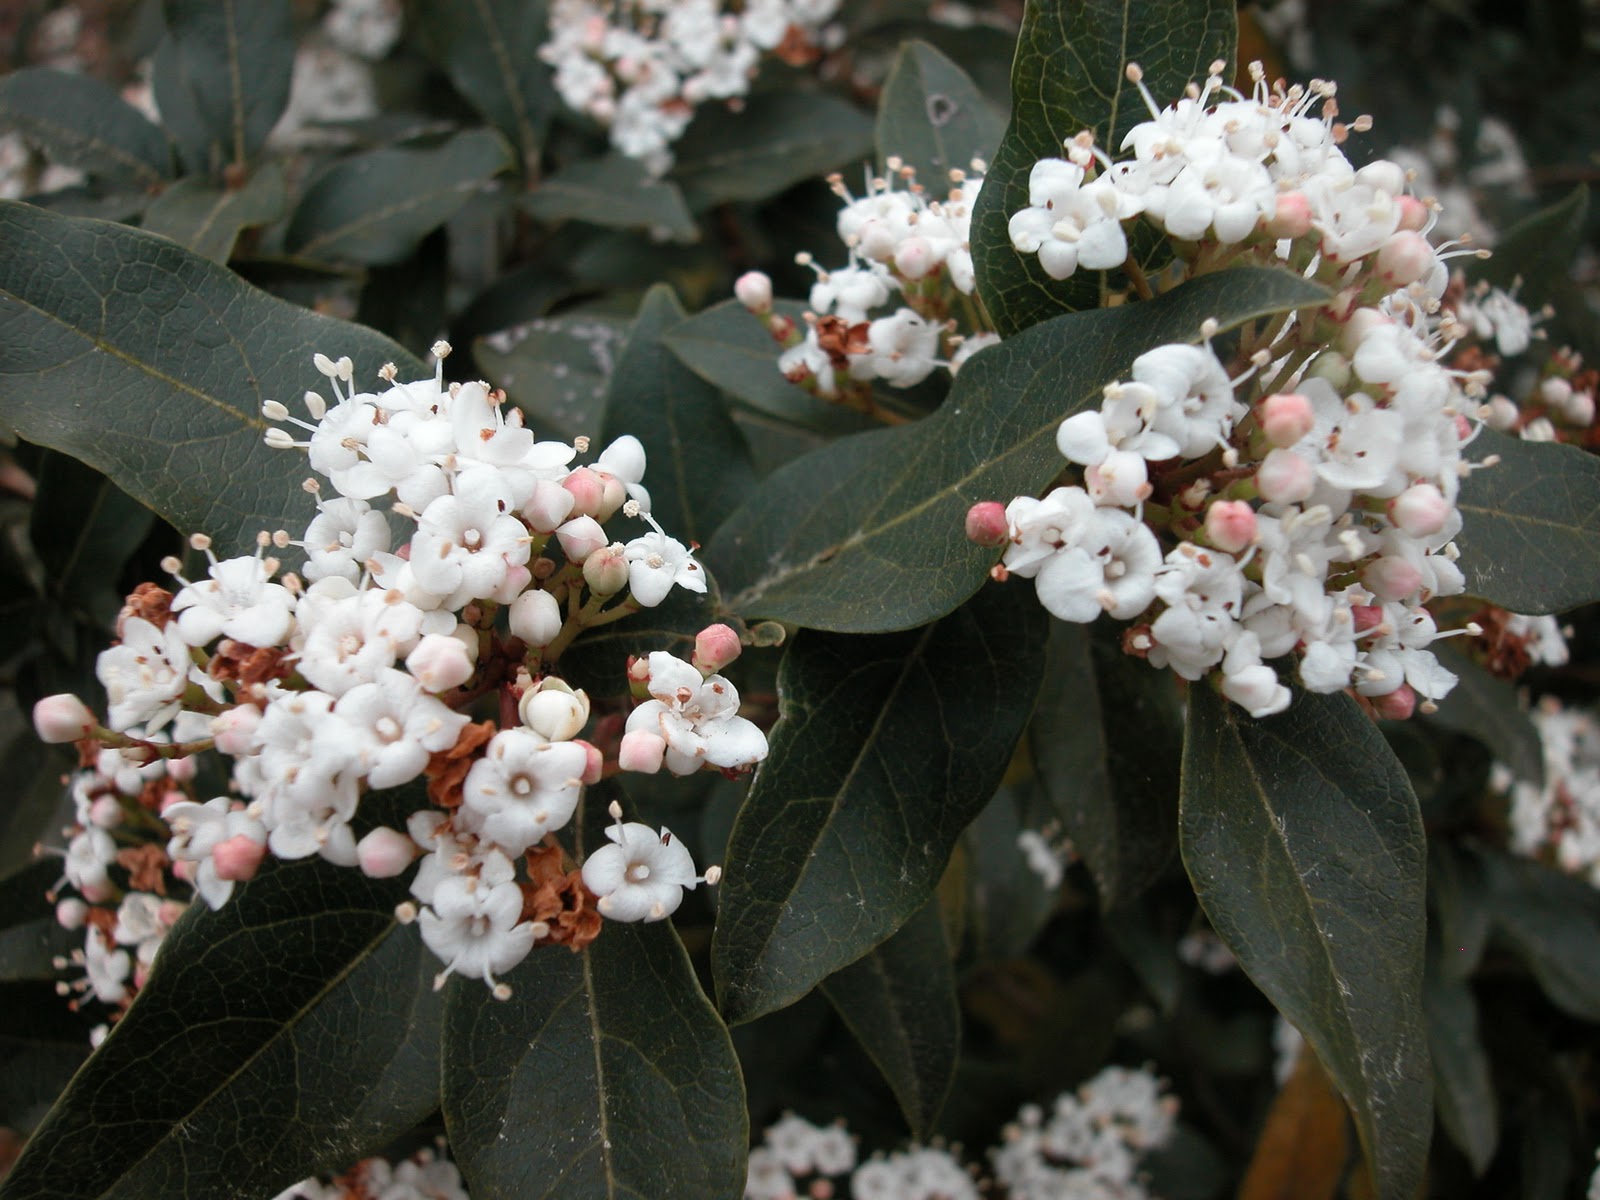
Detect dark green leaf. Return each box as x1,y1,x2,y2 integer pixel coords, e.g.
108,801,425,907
525,155,696,242
601,286,756,547
0,733,70,882
1473,185,1589,309
288,130,514,266
663,298,876,438
0,861,78,983
1455,429,1600,614
875,40,1006,186
153,0,293,175
1102,904,1181,1014
1428,841,1491,982
0,69,173,189
1423,642,1543,786
30,452,156,624
955,784,1058,963
1481,848,1600,1020
820,898,958,1139
970,0,1236,334
443,853,746,1199
0,1034,89,1135
670,91,875,210
412,0,552,176
0,201,425,555
0,856,444,1200
475,313,629,443
1181,685,1430,1200
713,582,1047,1024
1425,953,1496,1176
706,268,1326,633
140,163,286,263
1031,620,1181,908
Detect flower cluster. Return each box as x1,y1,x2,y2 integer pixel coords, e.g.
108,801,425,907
736,158,997,412
35,347,769,996
989,1065,1179,1200
967,63,1573,718
274,1147,468,1200
1498,699,1600,886
541,0,841,174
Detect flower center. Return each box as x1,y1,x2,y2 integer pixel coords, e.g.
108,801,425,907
375,716,402,741
462,528,482,549
626,863,651,883
511,774,534,798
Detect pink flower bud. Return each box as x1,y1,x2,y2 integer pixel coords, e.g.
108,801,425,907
1256,448,1315,503
524,479,576,533
32,694,95,744
1376,232,1435,286
1264,191,1313,239
582,543,630,596
1363,555,1423,601
562,468,606,518
1257,392,1316,447
158,900,185,926
211,705,262,755
594,475,627,523
407,634,476,691
1396,195,1429,232
489,563,534,604
555,515,607,563
965,501,1010,547
618,729,666,774
574,738,604,785
509,589,563,646
89,796,123,828
1204,500,1258,553
1351,604,1384,634
159,790,187,816
166,755,196,783
170,859,197,885
692,624,743,675
1387,483,1450,538
212,834,267,883
357,827,417,879
1372,684,1417,721
734,271,773,313
56,898,89,929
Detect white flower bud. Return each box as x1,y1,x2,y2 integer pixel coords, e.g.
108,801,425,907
583,543,630,596
734,271,773,313
618,729,666,774
32,694,96,743
518,679,590,741
509,589,563,646
406,634,476,692
555,516,607,563
56,898,89,930
357,827,417,878
210,706,262,756
524,479,576,533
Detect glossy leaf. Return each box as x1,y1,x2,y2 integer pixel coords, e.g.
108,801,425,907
1481,848,1600,1021
970,0,1237,334
288,130,514,266
140,162,287,263
0,856,444,1200
1181,685,1430,1200
475,312,629,443
713,582,1047,1024
152,0,293,176
1425,954,1496,1176
0,202,424,555
1474,184,1589,308
662,299,875,438
525,155,696,242
670,91,875,210
706,268,1326,633
956,785,1059,963
600,286,756,547
1428,842,1491,983
0,862,78,984
1455,429,1600,614
1030,619,1182,908
0,69,173,189
819,898,959,1139
875,40,1005,185
1424,642,1543,786
443,854,746,1199
412,0,552,176
29,452,156,626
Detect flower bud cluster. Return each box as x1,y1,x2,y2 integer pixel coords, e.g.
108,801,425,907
738,159,999,410
37,350,769,996
1498,698,1600,887
977,66,1541,718
540,0,841,175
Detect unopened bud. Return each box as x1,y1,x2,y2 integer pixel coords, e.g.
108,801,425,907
555,516,608,563
573,738,604,785
1256,448,1315,503
56,898,89,929
594,475,628,524
562,468,606,519
692,624,743,675
211,705,262,755
407,634,476,691
893,236,936,280
523,478,576,533
1351,604,1384,633
509,589,564,646
212,834,267,882
734,271,773,313
166,755,196,782
1481,395,1520,431
1372,683,1417,721
1363,555,1423,601
965,501,1010,547
519,679,591,741
1388,483,1449,538
1376,232,1435,286
582,543,630,596
1264,191,1313,239
33,694,96,743
1258,393,1316,447
357,827,417,878
618,729,667,774
89,796,123,828
1303,350,1352,392
1204,500,1258,553
1395,194,1429,232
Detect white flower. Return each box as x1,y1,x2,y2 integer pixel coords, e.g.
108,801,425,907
165,796,268,908
863,309,941,387
581,819,703,921
624,651,768,775
418,875,538,987
96,617,195,732
171,554,297,648
458,728,588,855
1007,161,1131,280
595,434,652,512
408,469,531,610
301,497,392,583
335,668,469,789
623,515,708,607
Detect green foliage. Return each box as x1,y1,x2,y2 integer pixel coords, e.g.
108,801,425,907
707,268,1325,633
0,202,422,553
0,69,173,189
875,41,1005,185
1182,686,1431,1200
970,0,1237,334
1425,951,1497,1176
525,155,697,242
141,163,287,263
